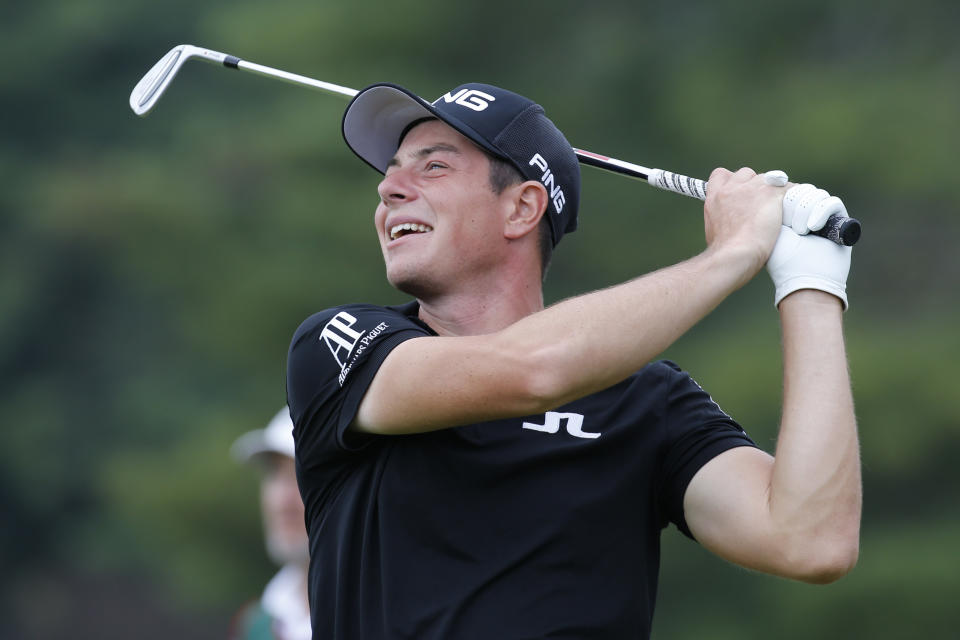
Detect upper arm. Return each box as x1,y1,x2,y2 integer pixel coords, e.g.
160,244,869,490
682,445,852,583
683,436,860,584
352,332,548,435
683,446,781,572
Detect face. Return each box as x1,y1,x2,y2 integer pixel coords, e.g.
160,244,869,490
374,119,513,298
259,454,309,566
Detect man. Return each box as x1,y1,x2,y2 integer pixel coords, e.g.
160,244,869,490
287,82,860,639
230,408,312,640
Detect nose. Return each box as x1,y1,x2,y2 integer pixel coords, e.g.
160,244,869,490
377,167,416,207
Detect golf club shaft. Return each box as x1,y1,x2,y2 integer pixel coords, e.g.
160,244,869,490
132,45,861,246
228,56,358,100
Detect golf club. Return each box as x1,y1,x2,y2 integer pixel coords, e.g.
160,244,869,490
130,44,861,246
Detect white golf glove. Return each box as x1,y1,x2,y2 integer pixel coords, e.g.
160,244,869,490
766,224,852,310
764,180,852,310
781,183,848,235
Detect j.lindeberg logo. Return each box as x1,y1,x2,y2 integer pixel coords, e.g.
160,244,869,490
437,88,496,112
528,153,566,214
522,411,599,439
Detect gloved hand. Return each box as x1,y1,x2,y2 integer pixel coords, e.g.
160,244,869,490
766,226,852,310
781,183,848,235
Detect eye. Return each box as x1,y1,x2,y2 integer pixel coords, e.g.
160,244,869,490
426,161,446,171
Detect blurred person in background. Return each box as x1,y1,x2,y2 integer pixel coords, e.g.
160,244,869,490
229,408,311,640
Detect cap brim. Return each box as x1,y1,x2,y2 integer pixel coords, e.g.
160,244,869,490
230,427,295,462
342,83,507,175
343,84,435,174
230,430,271,462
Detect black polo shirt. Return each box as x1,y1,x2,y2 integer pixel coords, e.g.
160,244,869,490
287,301,756,639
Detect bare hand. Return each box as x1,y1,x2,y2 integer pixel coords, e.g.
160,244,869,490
704,167,785,275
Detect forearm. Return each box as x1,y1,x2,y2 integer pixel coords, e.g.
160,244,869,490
768,290,861,575
508,244,758,408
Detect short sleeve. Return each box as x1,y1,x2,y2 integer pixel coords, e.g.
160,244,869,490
656,361,758,540
286,304,430,468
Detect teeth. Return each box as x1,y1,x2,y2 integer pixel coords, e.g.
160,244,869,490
389,223,434,240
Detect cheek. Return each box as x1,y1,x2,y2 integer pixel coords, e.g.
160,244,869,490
374,203,387,232
463,200,503,243
444,190,498,236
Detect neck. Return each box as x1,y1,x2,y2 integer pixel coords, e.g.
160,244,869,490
417,266,544,336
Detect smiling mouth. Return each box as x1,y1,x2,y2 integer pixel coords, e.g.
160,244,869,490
389,223,434,241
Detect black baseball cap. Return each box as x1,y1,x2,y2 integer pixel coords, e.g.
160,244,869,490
342,82,580,247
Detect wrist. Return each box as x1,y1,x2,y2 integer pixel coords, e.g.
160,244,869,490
774,276,848,311
778,289,845,314
702,242,767,290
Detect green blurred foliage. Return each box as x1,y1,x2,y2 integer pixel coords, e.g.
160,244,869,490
1,0,957,637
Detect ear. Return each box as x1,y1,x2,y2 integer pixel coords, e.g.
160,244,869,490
503,181,548,240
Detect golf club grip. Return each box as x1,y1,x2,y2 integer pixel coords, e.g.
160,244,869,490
649,170,861,247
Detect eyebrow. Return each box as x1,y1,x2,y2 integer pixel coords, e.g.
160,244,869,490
387,143,462,169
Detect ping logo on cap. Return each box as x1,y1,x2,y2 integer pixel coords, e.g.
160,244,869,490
437,88,496,112
529,153,566,214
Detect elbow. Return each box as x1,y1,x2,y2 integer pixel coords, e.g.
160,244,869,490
515,344,580,413
788,536,860,584
494,327,621,414
517,365,566,415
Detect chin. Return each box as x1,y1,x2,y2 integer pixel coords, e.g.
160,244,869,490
390,278,437,300
386,264,444,299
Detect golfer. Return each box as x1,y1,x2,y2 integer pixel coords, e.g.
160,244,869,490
286,82,860,639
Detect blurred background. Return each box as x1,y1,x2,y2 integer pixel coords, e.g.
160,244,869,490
2,0,957,637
